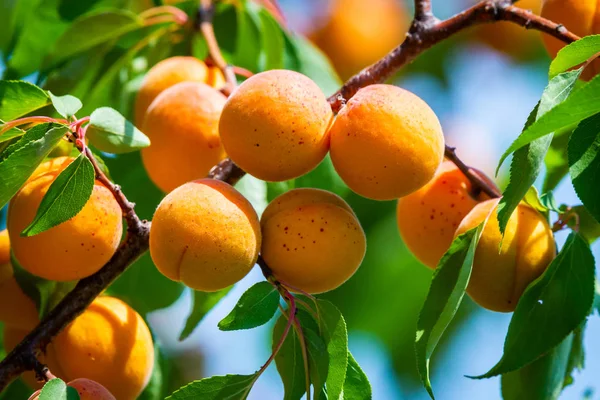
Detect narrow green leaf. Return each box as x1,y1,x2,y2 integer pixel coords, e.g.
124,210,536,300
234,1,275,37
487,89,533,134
43,10,144,69
543,129,572,192
497,70,600,169
343,352,372,400
234,2,261,71
501,333,575,400
87,107,150,154
0,123,68,209
316,300,348,400
22,153,94,237
48,92,83,119
273,314,307,400
39,379,69,400
179,288,232,341
539,192,561,213
415,221,487,399
166,374,257,400
568,112,600,223
472,232,595,378
218,282,280,331
305,327,329,398
564,324,585,388
497,70,580,233
258,8,284,70
549,35,600,78
0,122,25,144
0,80,50,121
523,186,549,213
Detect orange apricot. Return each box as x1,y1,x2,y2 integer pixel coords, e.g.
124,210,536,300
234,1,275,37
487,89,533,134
219,70,333,182
397,161,489,269
541,0,600,80
141,81,227,193
150,179,261,292
134,56,209,127
329,84,445,200
29,378,116,400
261,188,366,294
311,0,409,79
7,158,123,281
52,296,154,400
455,199,556,312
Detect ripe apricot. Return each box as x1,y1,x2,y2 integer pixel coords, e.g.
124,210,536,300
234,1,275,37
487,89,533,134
52,296,154,400
141,82,227,193
455,199,556,312
219,70,333,182
397,161,489,269
261,188,366,294
134,56,209,127
7,158,123,281
29,378,116,400
329,84,445,200
473,0,541,59
150,179,261,292
541,0,600,80
207,66,226,89
311,0,409,79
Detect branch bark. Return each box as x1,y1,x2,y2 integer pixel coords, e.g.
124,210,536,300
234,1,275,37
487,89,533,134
0,0,582,391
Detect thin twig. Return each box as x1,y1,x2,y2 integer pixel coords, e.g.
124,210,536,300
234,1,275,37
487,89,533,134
444,146,501,198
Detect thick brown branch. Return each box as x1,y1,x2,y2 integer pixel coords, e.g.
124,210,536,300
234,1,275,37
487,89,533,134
197,0,237,96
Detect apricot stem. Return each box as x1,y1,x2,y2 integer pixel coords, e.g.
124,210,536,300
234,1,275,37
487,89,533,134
444,146,502,199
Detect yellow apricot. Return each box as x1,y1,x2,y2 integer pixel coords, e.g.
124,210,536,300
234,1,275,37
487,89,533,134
541,0,600,80
7,159,123,281
473,0,541,59
29,378,116,400
134,56,209,127
261,188,366,294
141,82,227,193
207,66,226,90
311,0,409,80
219,70,333,182
455,199,556,312
397,161,489,269
3,327,64,389
150,179,261,292
52,296,154,400
329,84,445,200
0,229,9,265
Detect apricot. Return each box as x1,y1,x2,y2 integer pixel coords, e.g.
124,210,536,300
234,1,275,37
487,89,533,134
261,188,366,294
141,82,227,193
541,0,600,80
311,0,409,79
150,179,261,292
397,161,489,269
473,0,541,59
52,296,154,400
29,378,116,400
329,84,445,200
207,66,226,89
134,56,209,127
7,158,123,281
219,70,333,182
455,199,556,312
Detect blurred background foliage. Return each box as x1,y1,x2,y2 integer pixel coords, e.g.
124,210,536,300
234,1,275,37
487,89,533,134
1,0,599,399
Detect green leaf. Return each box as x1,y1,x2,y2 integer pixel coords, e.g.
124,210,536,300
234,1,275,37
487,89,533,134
257,8,284,70
0,123,68,209
179,288,232,341
343,352,372,400
501,333,575,400
234,2,261,72
415,221,487,399
0,123,26,144
472,232,595,378
0,80,50,121
564,324,585,388
569,205,600,243
497,71,600,169
87,107,150,154
543,129,572,192
295,154,349,198
21,153,94,237
218,282,280,331
166,374,257,400
39,378,80,400
316,300,348,400
497,70,580,234
549,35,600,78
48,92,83,119
568,112,600,223
304,327,329,398
273,314,307,400
139,342,175,400
523,186,549,213
0,377,33,400
267,181,295,202
43,9,144,70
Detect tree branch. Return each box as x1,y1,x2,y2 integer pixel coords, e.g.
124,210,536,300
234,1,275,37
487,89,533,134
0,0,582,391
